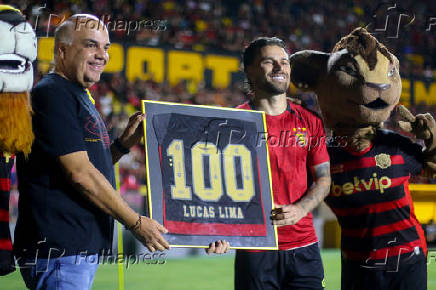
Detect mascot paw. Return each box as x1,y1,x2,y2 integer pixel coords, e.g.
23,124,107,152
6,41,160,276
397,105,436,151
423,162,436,179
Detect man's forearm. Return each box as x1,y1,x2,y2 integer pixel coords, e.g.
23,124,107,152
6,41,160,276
111,138,131,164
296,162,331,214
73,166,138,226
60,152,138,228
59,151,169,252
110,143,124,164
295,176,330,214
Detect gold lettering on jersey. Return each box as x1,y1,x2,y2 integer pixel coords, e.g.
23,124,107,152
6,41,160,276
183,205,215,218
182,204,244,219
331,172,392,196
375,153,391,169
218,206,244,219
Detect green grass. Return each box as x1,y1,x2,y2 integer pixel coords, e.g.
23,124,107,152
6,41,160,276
1,250,435,290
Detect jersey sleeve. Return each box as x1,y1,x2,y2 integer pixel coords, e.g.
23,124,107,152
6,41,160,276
308,116,329,167
397,134,424,176
152,113,175,145
31,85,86,157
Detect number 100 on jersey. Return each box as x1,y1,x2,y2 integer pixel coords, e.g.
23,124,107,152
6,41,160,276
142,100,278,249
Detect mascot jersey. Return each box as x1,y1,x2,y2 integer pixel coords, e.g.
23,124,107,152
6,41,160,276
325,129,427,267
238,100,329,250
0,153,14,254
0,5,36,275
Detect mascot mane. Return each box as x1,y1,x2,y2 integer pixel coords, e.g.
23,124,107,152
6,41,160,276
332,27,392,70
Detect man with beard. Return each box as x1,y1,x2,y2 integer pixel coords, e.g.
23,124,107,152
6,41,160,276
235,37,331,289
0,5,36,275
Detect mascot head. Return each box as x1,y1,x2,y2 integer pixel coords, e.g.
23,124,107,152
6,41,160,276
0,5,36,155
289,27,401,131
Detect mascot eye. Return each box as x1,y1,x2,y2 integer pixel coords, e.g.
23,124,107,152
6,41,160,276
388,67,396,77
339,65,357,76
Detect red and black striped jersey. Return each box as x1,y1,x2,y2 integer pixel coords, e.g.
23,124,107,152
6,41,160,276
0,153,14,257
325,129,427,268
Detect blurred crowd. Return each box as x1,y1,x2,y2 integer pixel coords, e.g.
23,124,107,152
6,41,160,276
5,0,436,200
10,0,436,72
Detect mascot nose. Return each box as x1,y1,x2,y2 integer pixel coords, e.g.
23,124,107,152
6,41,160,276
366,82,391,91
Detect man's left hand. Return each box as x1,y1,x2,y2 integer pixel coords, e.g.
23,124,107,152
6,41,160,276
119,112,145,149
271,204,307,226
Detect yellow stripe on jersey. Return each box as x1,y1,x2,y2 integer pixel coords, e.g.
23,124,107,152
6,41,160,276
85,89,95,105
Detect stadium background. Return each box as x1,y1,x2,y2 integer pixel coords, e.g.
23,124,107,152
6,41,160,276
2,0,436,289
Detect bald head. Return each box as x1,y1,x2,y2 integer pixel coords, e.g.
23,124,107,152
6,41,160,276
54,14,107,58
53,14,110,88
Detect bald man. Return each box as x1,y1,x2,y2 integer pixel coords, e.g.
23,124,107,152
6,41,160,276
14,14,170,290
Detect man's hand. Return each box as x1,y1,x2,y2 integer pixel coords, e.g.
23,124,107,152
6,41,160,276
271,204,307,226
271,162,330,226
119,112,145,149
129,216,170,252
111,112,145,163
205,240,230,254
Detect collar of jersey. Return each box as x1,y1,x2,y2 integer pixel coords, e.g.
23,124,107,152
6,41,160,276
343,142,373,156
49,73,95,105
247,99,295,115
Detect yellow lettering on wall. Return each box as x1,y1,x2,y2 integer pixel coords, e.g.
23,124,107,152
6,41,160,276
400,78,410,106
289,82,298,94
168,51,203,86
37,38,54,73
204,55,239,88
126,47,164,83
105,43,124,73
35,41,251,89
414,81,436,105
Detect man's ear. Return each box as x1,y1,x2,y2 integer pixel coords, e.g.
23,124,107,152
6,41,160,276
55,43,67,60
289,50,330,91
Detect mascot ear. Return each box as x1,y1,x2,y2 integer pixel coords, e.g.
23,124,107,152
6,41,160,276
290,50,330,91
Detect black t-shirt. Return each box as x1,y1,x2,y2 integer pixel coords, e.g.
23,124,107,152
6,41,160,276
15,73,115,258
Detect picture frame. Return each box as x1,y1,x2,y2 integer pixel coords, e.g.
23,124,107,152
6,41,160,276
142,100,278,250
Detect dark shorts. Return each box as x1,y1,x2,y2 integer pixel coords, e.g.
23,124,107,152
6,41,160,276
341,251,427,290
235,243,325,290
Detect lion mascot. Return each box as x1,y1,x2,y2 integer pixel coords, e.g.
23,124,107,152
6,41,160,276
0,5,36,275
290,27,435,289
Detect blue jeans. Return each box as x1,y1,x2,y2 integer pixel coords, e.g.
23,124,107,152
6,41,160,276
19,254,99,290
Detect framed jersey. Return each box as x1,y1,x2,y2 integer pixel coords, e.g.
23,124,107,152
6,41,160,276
142,100,278,250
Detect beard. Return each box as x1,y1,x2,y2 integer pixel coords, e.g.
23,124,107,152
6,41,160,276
264,81,288,94
258,76,289,95
0,92,34,155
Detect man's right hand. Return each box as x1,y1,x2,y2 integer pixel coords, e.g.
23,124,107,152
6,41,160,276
129,216,170,252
